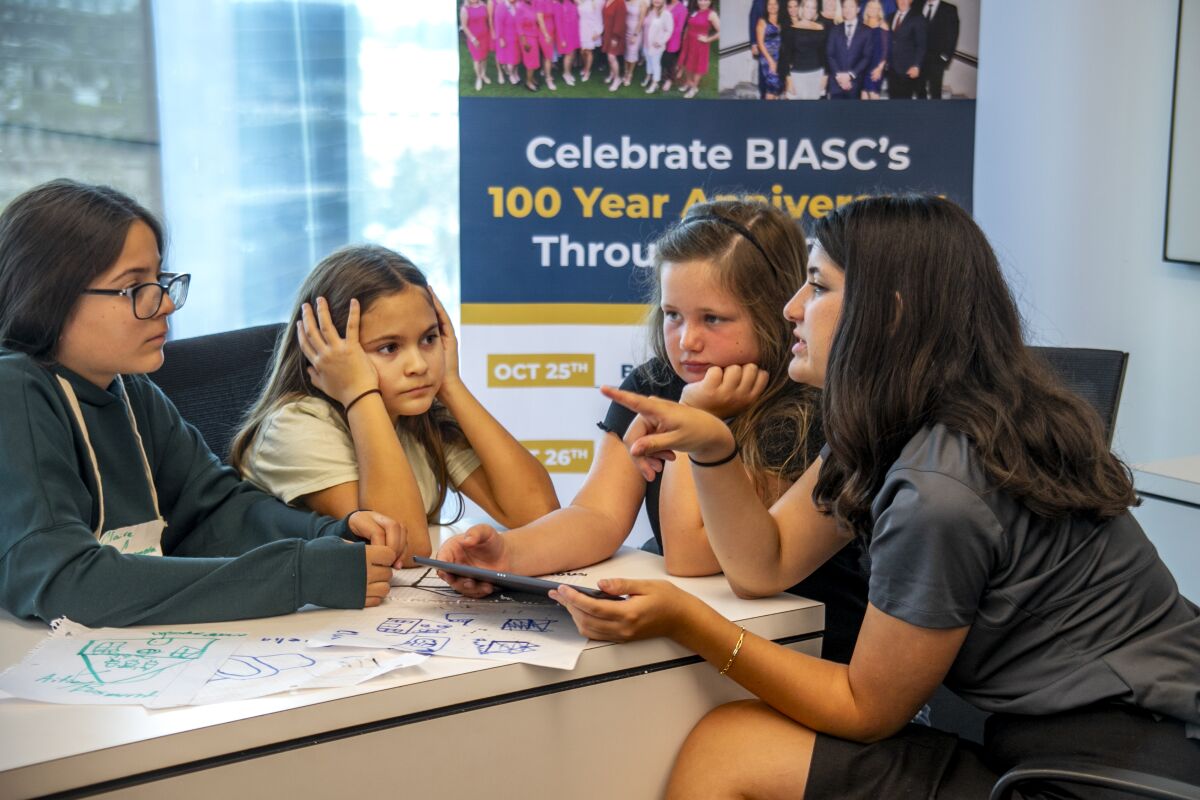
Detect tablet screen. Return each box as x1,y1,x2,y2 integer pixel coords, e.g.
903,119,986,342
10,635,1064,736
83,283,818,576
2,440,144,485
413,556,625,601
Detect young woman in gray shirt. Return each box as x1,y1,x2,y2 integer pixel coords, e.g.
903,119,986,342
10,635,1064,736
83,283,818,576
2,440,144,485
552,194,1200,798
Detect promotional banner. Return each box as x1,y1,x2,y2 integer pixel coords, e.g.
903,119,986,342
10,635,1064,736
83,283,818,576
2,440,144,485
457,0,979,542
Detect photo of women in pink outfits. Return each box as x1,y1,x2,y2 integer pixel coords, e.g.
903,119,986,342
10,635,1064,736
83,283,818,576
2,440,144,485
676,0,721,98
461,0,493,91
459,0,723,98
491,0,522,86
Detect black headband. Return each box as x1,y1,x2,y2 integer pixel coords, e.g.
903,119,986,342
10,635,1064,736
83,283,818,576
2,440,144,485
684,213,779,273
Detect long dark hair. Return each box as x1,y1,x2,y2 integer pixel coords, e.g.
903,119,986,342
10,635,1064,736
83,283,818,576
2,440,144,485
648,199,819,498
811,195,1136,540
0,179,164,360
229,245,466,524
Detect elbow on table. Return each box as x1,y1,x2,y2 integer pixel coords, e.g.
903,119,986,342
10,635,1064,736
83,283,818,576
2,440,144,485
1,564,112,629
663,559,721,578
490,494,561,530
404,537,434,565
726,574,789,599
521,472,564,522
526,494,562,520
32,592,128,628
730,581,767,600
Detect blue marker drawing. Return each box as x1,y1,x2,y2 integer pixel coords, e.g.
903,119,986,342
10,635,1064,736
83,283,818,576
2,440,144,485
377,618,451,636
474,639,539,655
445,613,476,626
500,618,555,632
394,636,449,654
212,653,317,682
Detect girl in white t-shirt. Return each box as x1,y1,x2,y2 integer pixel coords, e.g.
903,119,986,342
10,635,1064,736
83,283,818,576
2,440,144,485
231,245,558,565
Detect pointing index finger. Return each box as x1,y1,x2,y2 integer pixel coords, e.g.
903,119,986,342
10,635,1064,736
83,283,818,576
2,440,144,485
600,385,660,415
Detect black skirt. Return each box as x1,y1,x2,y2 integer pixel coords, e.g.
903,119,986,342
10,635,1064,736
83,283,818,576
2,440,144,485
806,702,1200,799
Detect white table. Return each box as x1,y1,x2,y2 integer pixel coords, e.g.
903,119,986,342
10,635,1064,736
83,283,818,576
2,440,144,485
1133,455,1200,602
0,548,822,800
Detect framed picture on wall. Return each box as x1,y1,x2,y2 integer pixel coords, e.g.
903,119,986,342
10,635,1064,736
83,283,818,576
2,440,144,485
1165,0,1200,265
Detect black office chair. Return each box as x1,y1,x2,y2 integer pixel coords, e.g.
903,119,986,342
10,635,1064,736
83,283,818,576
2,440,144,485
1029,346,1129,446
930,348,1197,798
926,346,1131,744
989,761,1200,800
148,323,286,463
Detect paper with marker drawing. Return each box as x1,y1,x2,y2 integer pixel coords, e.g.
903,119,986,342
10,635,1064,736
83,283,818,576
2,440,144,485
0,621,428,708
308,599,588,670
189,636,427,704
0,619,243,708
0,565,592,707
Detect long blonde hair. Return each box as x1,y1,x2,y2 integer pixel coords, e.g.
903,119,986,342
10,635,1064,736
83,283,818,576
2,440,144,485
230,245,466,523
645,199,819,500
864,0,886,28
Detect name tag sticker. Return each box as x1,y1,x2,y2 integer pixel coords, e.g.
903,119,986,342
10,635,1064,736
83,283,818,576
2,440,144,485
99,519,165,557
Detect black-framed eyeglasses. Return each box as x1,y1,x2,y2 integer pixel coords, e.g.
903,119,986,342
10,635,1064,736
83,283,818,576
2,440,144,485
81,273,191,319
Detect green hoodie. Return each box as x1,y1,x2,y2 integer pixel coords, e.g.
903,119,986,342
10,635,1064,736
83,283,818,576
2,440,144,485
0,349,366,626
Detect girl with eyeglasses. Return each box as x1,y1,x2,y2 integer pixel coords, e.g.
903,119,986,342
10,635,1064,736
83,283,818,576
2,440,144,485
0,179,406,627
436,200,868,667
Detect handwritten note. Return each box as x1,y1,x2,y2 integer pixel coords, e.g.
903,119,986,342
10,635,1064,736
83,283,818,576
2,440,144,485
0,620,242,708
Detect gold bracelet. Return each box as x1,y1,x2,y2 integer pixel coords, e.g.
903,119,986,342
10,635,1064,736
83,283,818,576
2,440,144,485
719,627,746,676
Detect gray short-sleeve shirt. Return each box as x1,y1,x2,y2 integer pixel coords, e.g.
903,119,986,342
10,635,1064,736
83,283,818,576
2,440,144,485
862,425,1200,728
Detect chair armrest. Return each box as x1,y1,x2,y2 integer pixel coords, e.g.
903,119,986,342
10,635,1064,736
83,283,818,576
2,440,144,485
990,760,1200,800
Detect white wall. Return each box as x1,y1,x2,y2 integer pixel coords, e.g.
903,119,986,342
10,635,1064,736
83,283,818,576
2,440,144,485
974,2,1200,463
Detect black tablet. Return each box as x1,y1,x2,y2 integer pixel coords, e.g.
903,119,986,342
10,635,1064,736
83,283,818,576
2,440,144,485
413,556,625,601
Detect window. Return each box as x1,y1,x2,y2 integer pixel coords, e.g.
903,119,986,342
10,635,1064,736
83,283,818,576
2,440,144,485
0,0,461,337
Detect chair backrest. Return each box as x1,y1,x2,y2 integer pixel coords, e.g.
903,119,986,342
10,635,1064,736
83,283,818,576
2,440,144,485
148,323,285,463
1029,346,1129,446
926,347,1130,744
990,348,1196,797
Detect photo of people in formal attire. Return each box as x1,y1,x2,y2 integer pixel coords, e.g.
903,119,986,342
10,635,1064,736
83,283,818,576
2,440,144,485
717,0,976,99
459,0,721,99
